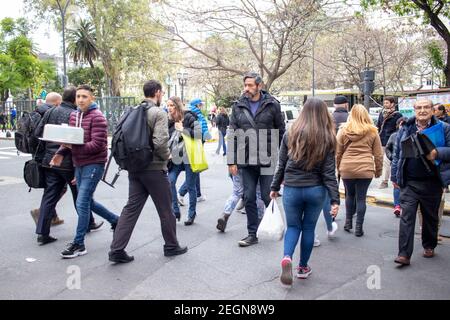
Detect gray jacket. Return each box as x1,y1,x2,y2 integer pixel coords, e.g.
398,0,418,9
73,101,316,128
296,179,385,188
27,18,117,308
144,99,170,171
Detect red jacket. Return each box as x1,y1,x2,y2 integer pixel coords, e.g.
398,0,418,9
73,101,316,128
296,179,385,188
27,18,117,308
57,104,108,167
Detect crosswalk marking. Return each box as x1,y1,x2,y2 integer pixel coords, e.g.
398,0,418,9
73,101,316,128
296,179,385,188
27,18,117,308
0,149,31,160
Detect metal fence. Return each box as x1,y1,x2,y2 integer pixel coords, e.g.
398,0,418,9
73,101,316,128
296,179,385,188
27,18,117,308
0,97,137,134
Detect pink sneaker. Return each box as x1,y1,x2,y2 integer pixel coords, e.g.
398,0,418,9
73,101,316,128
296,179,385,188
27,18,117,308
280,256,293,285
394,205,401,217
297,265,312,279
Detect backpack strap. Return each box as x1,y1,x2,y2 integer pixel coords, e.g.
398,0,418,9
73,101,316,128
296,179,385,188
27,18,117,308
241,107,257,129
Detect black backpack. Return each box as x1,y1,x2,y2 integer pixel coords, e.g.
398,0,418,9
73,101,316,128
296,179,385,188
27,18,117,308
111,101,154,172
14,111,42,154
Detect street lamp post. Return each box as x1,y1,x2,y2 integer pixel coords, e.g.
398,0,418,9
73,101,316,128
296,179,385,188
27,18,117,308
177,72,188,103
165,75,172,99
56,0,71,87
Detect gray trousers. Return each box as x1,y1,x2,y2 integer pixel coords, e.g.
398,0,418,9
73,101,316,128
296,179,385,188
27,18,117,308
110,170,179,252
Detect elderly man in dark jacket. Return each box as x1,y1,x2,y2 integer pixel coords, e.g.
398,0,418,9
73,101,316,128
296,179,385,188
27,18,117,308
391,99,450,266
227,72,285,247
332,95,349,132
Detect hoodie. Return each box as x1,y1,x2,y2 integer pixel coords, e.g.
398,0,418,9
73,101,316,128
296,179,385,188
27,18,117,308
336,127,383,179
56,103,108,167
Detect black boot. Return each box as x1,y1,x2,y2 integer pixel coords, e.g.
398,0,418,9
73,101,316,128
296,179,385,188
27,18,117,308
184,215,195,226
344,217,352,232
355,223,364,237
216,213,230,232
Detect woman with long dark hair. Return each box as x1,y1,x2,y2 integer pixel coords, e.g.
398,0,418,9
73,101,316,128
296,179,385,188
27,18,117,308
271,98,340,285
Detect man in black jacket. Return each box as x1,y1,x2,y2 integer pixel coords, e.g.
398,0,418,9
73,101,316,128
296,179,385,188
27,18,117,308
377,96,403,189
332,95,349,133
433,103,450,124
227,72,285,247
34,87,101,245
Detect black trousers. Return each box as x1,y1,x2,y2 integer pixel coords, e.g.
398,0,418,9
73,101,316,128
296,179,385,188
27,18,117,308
342,178,372,225
36,168,95,236
399,179,442,258
240,166,272,236
110,170,179,252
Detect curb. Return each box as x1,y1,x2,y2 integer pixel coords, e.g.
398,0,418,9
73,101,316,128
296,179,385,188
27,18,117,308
339,190,450,216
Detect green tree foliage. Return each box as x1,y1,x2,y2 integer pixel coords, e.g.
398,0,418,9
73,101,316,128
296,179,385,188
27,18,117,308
67,66,105,94
0,18,55,101
26,0,164,96
362,0,450,86
67,19,99,68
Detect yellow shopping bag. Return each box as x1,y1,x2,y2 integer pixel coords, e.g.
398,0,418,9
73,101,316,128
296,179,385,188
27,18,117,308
181,133,209,173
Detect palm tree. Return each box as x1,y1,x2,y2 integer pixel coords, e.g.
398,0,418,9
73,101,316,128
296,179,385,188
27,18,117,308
67,19,99,68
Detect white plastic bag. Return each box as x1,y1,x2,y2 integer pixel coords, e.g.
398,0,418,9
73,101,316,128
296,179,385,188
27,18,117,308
257,199,285,241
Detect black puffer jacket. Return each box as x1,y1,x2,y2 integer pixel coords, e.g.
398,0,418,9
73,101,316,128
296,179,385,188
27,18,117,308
332,108,348,132
34,101,77,170
215,113,230,134
227,91,285,167
271,132,340,205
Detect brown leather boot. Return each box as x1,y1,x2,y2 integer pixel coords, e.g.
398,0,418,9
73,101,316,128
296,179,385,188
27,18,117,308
30,209,40,225
216,213,231,232
51,215,65,226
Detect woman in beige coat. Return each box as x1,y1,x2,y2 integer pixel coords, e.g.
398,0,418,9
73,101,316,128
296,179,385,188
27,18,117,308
336,104,383,237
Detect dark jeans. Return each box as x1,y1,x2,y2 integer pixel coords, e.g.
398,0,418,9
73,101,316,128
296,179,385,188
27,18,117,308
169,163,198,219
399,179,442,258
283,185,325,267
343,178,372,225
110,170,179,252
36,168,95,236
179,172,201,198
74,164,118,245
240,166,272,235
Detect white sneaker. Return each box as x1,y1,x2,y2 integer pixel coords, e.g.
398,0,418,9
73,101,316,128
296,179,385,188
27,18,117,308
327,222,339,238
197,195,206,202
236,199,245,211
314,236,321,247
177,195,185,206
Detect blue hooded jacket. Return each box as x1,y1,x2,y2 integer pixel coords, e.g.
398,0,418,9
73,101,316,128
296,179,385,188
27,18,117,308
189,98,211,141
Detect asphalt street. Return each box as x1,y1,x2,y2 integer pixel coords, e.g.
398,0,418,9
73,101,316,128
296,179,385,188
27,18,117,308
0,139,449,300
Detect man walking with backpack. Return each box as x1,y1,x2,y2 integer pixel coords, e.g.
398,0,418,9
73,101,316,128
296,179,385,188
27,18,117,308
108,80,187,263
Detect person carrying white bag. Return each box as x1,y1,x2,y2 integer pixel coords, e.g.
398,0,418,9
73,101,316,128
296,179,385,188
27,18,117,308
257,199,285,241
270,98,340,285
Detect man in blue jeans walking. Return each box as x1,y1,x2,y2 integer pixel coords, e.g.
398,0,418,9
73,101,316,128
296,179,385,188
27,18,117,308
227,72,285,247
51,85,119,259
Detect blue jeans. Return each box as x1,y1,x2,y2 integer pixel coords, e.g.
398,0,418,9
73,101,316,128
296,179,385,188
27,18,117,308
216,130,227,155
179,172,201,198
321,192,333,232
169,163,198,219
74,164,119,245
393,186,400,206
223,172,265,217
282,185,326,267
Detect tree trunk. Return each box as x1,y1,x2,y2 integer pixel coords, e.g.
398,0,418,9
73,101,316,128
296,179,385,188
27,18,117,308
445,45,450,87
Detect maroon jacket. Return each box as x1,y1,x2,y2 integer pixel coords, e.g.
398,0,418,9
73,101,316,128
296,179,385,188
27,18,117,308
57,104,108,167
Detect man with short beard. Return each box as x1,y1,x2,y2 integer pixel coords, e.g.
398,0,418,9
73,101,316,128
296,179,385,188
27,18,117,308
227,72,285,247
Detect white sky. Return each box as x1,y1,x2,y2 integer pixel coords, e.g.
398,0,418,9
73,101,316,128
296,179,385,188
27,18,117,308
0,0,61,55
